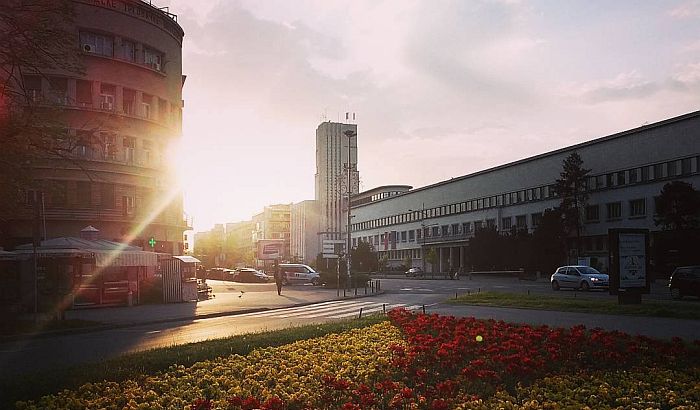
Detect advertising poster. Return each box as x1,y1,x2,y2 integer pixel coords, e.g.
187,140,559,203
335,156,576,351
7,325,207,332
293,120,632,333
618,233,646,288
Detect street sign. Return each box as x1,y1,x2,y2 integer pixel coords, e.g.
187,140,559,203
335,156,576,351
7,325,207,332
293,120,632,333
322,239,345,259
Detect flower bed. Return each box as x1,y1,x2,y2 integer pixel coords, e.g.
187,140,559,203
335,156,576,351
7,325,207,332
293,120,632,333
17,310,699,409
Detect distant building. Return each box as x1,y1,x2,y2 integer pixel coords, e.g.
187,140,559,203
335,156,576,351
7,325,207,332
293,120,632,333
252,204,291,267
348,110,700,273
193,224,225,267
314,121,359,249
1,0,190,253
223,220,254,267
290,200,320,264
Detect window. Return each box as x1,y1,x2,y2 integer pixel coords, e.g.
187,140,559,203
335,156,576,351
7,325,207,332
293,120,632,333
606,173,615,187
409,230,415,242
51,181,67,208
681,158,692,175
516,215,527,229
80,31,113,57
77,181,91,208
48,77,68,105
617,171,626,185
501,217,512,230
641,166,650,182
123,88,136,115
431,226,439,237
596,175,605,189
629,168,639,184
100,83,115,111
123,136,136,163
401,231,407,242
100,183,115,209
668,160,679,177
144,47,163,71
416,229,421,240
76,131,91,158
441,225,449,236
451,224,460,235
629,199,646,217
101,132,117,160
143,139,152,165
474,221,483,231
142,94,153,119
585,205,599,222
531,213,542,228
121,39,135,62
76,80,92,106
24,75,42,102
486,218,496,229
606,202,622,220
653,163,664,179
462,222,471,234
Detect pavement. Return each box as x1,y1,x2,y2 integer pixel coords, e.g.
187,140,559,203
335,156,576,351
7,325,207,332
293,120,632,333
63,280,379,327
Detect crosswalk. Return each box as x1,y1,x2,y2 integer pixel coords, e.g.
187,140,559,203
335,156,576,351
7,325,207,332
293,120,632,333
235,300,425,320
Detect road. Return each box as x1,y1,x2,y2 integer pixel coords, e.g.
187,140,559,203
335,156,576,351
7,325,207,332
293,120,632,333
0,275,695,379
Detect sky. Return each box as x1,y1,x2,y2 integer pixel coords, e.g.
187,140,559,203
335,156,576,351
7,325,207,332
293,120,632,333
160,0,700,232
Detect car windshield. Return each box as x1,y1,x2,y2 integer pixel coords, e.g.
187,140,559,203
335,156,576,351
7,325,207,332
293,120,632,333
578,267,601,275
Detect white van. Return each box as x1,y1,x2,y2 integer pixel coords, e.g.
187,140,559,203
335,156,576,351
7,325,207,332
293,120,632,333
278,264,321,286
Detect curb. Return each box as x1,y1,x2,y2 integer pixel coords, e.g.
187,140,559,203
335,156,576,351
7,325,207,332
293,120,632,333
0,290,385,342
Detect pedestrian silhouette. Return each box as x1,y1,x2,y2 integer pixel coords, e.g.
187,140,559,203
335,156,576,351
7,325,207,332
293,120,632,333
274,260,283,295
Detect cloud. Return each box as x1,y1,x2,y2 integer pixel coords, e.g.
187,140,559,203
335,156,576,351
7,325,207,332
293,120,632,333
560,71,660,103
671,62,700,85
668,0,700,18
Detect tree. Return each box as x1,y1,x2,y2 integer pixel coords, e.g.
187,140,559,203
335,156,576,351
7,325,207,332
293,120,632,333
424,248,438,271
0,0,85,228
467,227,501,271
350,241,378,273
531,208,567,275
553,152,591,258
654,181,700,230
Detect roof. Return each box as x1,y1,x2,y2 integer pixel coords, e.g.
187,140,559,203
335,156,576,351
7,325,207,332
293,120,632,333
353,109,700,209
14,237,158,267
173,255,201,264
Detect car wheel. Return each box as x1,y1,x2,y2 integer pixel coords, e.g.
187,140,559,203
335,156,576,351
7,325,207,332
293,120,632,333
311,278,320,286
580,281,590,291
671,287,682,300
551,280,560,291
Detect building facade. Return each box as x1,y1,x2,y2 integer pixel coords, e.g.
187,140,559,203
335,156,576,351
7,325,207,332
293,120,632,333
223,220,254,267
314,122,359,246
252,204,291,266
290,200,320,264
2,0,189,253
349,111,700,273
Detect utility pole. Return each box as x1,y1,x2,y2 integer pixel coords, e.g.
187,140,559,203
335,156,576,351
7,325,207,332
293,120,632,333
344,129,356,292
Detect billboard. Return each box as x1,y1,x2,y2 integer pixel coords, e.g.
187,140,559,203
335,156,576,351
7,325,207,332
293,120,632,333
257,239,284,260
608,228,650,295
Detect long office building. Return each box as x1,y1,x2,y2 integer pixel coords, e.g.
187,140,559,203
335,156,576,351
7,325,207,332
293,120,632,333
348,111,700,273
2,0,189,253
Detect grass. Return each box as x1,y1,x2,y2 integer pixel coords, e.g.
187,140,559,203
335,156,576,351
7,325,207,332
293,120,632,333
0,315,386,408
449,291,700,320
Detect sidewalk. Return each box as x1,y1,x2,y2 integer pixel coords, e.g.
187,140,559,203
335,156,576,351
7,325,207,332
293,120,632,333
64,283,378,327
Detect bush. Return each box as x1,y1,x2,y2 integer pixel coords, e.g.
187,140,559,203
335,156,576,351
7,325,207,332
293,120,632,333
318,271,370,289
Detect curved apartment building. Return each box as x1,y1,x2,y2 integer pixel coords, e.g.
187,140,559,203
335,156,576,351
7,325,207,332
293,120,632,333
5,0,189,253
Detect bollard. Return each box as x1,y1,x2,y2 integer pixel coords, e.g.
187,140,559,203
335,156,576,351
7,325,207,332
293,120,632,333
364,283,367,295
422,305,426,314
468,290,471,296
344,288,346,297
527,289,530,296
455,292,458,300
383,303,386,314
478,287,481,293
378,280,381,291
355,287,357,296
358,307,363,319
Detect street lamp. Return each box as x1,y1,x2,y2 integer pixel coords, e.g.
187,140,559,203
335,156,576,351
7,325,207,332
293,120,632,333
343,129,356,292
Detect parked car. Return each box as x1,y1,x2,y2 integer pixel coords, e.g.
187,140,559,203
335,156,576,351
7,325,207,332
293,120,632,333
551,265,609,291
405,267,424,277
278,263,321,286
232,268,272,283
206,267,235,280
669,266,700,300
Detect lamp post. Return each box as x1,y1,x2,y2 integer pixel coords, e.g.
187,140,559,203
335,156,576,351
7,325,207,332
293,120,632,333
409,203,427,274
343,129,356,292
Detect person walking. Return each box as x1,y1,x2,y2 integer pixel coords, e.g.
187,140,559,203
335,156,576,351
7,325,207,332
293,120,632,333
274,260,283,296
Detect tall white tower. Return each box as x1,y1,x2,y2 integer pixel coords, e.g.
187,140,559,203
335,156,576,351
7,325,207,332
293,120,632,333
314,122,359,244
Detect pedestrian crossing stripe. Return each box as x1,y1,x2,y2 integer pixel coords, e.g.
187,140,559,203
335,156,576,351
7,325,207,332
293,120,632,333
233,300,422,320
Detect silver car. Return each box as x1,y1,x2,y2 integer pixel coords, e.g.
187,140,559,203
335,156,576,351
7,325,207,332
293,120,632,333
279,264,321,286
551,265,609,291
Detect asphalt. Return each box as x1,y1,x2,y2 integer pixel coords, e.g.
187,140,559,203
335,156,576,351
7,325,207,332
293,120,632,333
5,276,698,342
